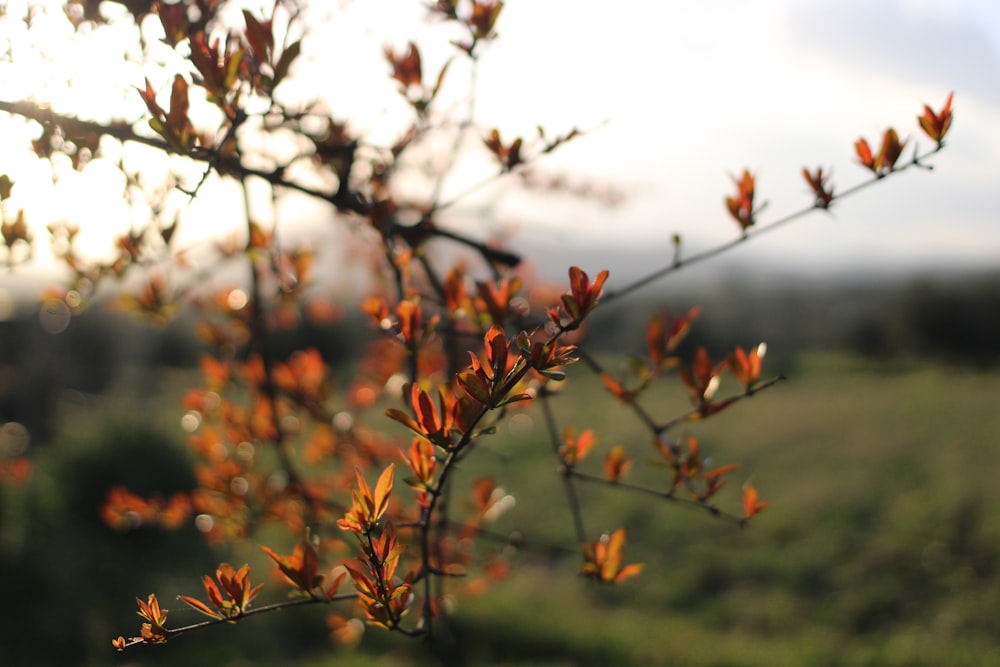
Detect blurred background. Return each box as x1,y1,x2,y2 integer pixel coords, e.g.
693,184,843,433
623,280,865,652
1,1,999,666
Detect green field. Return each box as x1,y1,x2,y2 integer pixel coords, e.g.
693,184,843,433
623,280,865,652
6,353,1000,666
304,353,1000,667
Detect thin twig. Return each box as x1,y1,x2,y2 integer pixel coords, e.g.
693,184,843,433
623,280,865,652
239,178,318,525
118,593,358,649
568,469,745,526
603,145,944,304
538,388,588,544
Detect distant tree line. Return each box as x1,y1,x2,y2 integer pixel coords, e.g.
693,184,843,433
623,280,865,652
3,272,996,452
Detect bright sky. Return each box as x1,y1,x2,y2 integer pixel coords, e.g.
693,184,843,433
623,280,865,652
0,0,997,284
464,0,1000,279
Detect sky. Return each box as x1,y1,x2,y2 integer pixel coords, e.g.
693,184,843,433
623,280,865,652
457,0,1000,279
0,0,997,288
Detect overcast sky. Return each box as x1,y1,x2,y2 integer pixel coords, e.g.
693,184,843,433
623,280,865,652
336,0,1000,280
0,0,997,285
484,0,998,278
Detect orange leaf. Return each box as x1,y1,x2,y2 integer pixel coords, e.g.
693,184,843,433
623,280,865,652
179,595,224,620
372,463,395,523
385,41,422,90
728,342,765,389
581,528,643,584
411,384,442,436
725,169,764,230
471,477,496,513
604,445,632,482
918,91,953,144
325,569,348,601
261,542,321,592
560,428,596,464
876,128,905,172
855,138,876,172
742,485,768,520
802,166,834,209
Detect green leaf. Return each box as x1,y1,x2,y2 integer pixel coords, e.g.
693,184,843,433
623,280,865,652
274,40,302,87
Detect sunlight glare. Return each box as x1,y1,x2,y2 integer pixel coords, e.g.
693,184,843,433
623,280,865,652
0,1,140,117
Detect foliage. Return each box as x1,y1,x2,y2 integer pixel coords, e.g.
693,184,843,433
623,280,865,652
0,0,954,661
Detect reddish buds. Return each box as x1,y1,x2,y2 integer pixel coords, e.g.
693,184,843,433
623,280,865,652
918,92,953,146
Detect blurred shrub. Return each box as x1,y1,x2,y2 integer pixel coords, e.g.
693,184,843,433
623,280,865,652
0,401,211,665
848,274,1000,368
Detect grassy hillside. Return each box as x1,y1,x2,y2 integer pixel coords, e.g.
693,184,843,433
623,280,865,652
298,353,1000,666
5,338,1000,665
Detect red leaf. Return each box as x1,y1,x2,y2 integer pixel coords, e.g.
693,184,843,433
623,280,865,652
855,138,876,172
802,166,834,209
372,463,395,523
918,92,953,144
725,169,764,230
604,445,632,482
742,485,768,520
385,41,422,90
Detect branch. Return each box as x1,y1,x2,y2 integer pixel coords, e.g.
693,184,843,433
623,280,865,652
567,469,746,526
603,144,945,304
116,593,357,651
538,387,588,544
654,374,787,434
0,98,521,267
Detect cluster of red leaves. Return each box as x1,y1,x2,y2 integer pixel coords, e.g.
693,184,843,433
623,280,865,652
483,126,585,176
272,348,329,417
559,428,596,465
475,275,523,324
483,129,523,172
138,75,197,151
337,465,395,535
428,0,505,55
362,296,439,351
656,434,735,500
581,528,643,584
516,331,578,381
646,306,700,371
729,343,767,391
124,314,382,543
725,169,767,231
600,307,695,403
384,41,450,116
115,563,268,650
113,594,169,650
918,92,954,145
335,466,415,628
549,266,609,330
603,445,633,483
100,486,192,532
155,6,302,117
855,128,906,177
679,344,766,415
726,93,954,224
179,563,263,620
457,325,532,409
802,166,835,209
651,433,766,521
261,541,336,597
387,382,475,448
344,522,414,629
400,437,437,508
